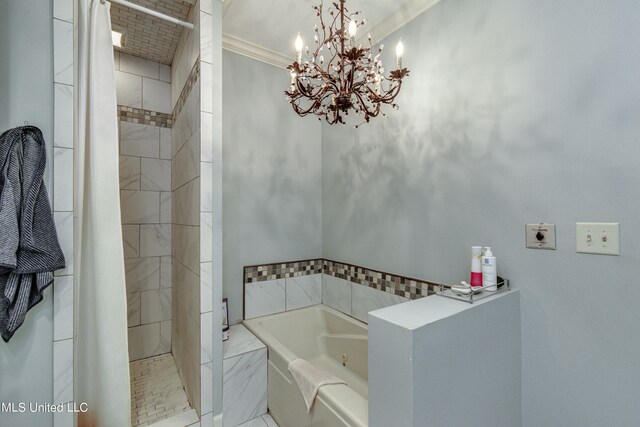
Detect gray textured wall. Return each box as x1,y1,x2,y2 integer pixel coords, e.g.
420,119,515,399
322,0,640,425
222,51,322,325
0,1,54,426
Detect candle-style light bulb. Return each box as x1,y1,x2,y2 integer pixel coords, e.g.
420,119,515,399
348,19,357,47
395,38,404,69
348,19,358,37
295,32,304,62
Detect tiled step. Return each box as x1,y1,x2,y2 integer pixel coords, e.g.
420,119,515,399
222,324,268,427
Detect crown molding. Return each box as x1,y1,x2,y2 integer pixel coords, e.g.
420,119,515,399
222,33,293,69
221,0,442,69
359,0,442,45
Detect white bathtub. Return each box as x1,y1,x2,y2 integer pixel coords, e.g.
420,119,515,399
243,305,368,427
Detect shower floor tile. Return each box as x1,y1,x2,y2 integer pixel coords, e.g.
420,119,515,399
130,353,193,427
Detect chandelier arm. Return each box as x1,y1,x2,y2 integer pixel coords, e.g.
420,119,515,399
286,0,409,126
377,80,403,104
311,67,341,93
290,95,324,116
297,73,339,99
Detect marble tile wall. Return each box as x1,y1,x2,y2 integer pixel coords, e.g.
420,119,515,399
244,274,322,320
171,1,209,416
52,1,74,425
222,325,267,427
199,1,216,422
243,262,414,324
116,52,173,362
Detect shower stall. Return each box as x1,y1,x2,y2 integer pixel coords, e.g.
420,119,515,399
73,0,222,426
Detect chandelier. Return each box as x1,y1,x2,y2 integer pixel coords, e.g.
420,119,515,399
285,0,410,126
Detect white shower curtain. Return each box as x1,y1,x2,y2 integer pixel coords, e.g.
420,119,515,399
75,1,131,426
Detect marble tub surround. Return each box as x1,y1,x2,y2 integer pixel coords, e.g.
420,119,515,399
223,324,268,427
117,54,174,362
244,259,437,299
243,258,435,322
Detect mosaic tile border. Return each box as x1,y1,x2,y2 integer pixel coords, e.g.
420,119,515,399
244,259,324,283
243,258,442,300
118,105,173,128
172,59,200,121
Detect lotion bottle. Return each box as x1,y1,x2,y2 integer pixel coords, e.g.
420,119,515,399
481,247,497,292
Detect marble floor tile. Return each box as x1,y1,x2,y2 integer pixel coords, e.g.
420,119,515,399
262,415,278,427
130,353,193,427
236,417,267,427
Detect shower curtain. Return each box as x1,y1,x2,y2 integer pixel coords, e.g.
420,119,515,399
75,1,131,426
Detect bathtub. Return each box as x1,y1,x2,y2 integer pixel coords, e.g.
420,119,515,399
243,305,368,427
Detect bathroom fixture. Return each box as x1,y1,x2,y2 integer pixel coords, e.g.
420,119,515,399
244,305,368,427
525,223,557,249
104,0,194,30
111,30,123,47
285,0,409,126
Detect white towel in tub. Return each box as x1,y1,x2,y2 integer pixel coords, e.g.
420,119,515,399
288,358,346,412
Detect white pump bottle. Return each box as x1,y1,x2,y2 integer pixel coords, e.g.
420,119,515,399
481,247,497,292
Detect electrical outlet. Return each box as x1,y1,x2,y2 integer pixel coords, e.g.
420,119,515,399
525,224,556,250
576,223,619,255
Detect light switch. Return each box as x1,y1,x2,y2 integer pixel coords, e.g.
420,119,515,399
525,223,556,250
576,222,619,255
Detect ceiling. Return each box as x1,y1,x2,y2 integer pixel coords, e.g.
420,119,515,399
111,0,194,65
222,0,424,63
109,0,439,68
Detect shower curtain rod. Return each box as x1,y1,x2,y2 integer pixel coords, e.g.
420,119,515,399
104,0,195,30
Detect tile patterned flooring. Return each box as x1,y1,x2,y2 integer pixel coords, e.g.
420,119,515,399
130,353,192,426
238,414,279,427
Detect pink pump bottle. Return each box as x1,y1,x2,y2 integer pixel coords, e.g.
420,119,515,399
470,246,483,288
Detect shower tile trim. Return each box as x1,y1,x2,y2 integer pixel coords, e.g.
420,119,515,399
52,1,75,423
172,59,200,123
118,105,173,128
243,258,439,300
